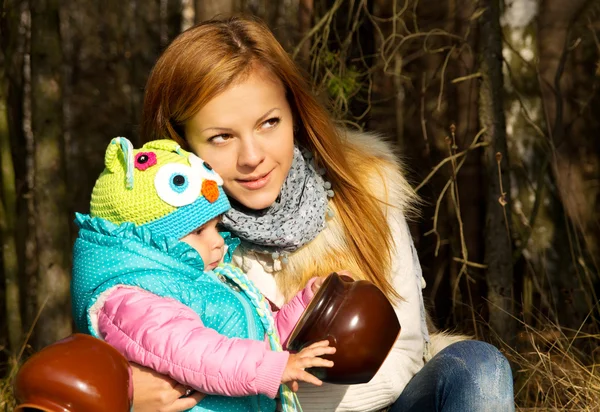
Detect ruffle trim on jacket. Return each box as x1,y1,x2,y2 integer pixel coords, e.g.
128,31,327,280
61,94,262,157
74,212,240,270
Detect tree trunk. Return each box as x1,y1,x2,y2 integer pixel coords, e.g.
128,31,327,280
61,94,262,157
1,0,26,356
166,0,183,45
30,0,72,348
0,96,23,356
500,0,545,328
21,3,39,336
477,0,515,345
0,32,24,357
537,0,597,330
61,0,167,223
401,0,456,328
453,0,484,335
368,0,400,138
296,0,314,64
195,0,235,22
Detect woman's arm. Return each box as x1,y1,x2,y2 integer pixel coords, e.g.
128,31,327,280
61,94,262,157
98,287,288,399
129,363,205,412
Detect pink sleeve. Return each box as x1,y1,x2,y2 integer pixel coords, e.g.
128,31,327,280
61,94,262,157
273,278,318,348
97,287,288,399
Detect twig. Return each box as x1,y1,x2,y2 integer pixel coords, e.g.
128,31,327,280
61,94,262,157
495,152,512,247
446,124,477,335
7,295,49,382
513,155,550,262
292,0,345,60
451,72,482,83
423,128,487,257
415,132,487,192
453,257,487,269
437,45,456,112
420,75,430,156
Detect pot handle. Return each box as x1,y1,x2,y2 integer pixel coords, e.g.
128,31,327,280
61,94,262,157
330,271,354,283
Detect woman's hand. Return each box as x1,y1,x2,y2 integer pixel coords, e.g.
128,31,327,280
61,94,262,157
282,340,336,391
131,363,205,412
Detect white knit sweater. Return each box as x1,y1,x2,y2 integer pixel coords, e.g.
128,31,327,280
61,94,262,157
234,208,427,411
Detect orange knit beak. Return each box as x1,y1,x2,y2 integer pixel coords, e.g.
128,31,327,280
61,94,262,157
201,180,219,203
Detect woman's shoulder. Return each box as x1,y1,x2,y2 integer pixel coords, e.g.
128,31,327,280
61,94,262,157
339,128,419,216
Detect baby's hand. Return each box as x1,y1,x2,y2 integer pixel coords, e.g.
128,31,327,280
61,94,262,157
311,277,327,294
282,340,336,390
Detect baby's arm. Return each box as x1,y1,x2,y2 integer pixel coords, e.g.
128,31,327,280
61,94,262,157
273,277,319,348
97,286,288,399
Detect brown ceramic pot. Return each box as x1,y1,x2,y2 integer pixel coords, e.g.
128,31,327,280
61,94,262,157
288,272,401,385
13,333,132,412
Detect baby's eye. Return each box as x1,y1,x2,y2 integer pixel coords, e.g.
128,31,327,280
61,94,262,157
261,117,280,129
154,163,201,207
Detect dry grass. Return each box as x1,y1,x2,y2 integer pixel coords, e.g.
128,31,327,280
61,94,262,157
502,321,600,411
0,359,17,412
0,380,16,411
2,325,598,411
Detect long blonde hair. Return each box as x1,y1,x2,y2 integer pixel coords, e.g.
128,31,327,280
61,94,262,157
140,16,398,298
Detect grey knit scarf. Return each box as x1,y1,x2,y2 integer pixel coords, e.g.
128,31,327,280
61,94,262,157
221,146,329,255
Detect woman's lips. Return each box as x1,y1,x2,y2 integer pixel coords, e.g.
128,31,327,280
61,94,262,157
236,170,273,190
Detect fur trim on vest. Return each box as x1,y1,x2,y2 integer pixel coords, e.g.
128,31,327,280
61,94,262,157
236,129,468,358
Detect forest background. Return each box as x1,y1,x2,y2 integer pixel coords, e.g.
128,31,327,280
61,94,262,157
1,0,600,410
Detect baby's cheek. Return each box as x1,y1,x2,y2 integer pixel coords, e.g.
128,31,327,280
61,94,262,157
179,235,193,246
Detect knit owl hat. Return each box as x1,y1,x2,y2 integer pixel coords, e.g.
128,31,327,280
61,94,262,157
90,137,230,240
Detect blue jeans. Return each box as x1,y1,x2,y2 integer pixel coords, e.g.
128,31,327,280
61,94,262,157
390,340,515,412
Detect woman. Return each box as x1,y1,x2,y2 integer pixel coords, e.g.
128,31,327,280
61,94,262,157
127,16,514,412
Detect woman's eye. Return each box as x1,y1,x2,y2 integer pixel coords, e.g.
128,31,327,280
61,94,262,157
261,117,280,129
208,134,232,144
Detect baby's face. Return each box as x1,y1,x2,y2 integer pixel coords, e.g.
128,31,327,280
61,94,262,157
180,216,225,271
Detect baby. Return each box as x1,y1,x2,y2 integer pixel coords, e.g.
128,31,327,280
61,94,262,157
71,137,334,412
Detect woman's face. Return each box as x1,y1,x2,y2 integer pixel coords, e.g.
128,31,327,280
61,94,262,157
185,65,295,210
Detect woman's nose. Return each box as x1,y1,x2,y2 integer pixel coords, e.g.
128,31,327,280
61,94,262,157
237,135,265,168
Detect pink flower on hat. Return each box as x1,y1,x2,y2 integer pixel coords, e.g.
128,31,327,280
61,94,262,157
135,152,157,171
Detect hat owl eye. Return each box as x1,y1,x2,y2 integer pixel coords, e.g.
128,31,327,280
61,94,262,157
154,163,201,207
188,154,223,185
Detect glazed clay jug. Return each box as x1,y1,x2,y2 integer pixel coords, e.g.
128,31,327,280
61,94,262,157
13,333,132,412
288,272,401,384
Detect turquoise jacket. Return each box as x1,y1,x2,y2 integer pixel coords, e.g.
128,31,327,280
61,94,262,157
71,213,276,412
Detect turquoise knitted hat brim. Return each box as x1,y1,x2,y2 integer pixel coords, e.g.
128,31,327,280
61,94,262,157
143,186,230,240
